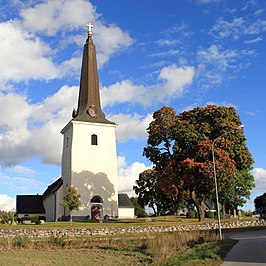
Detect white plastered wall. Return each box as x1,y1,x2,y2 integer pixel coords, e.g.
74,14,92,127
43,185,64,222
61,120,119,218
43,194,55,222
118,207,135,219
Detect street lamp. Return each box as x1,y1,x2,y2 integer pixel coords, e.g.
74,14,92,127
211,125,244,240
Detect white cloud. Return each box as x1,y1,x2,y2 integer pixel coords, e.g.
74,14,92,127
28,85,78,165
110,113,153,142
0,194,15,212
205,101,237,109
0,21,58,83
251,168,266,194
242,168,266,210
0,1,193,167
211,17,266,41
118,156,151,197
20,0,96,36
93,23,133,67
0,86,77,166
102,64,195,107
4,165,39,176
59,56,82,77
198,45,238,70
58,23,133,73
158,65,194,99
0,92,31,129
156,39,178,46
0,92,32,165
31,85,78,122
0,173,45,195
101,80,146,107
244,111,256,116
165,22,193,38
151,49,180,57
197,45,240,86
30,119,65,165
211,17,245,40
0,84,152,166
244,37,263,44
0,0,133,84
197,0,220,4
19,0,133,70
197,44,258,88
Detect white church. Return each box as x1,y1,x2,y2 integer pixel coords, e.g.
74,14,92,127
16,25,134,221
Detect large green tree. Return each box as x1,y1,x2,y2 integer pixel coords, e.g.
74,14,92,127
134,169,185,216
130,197,147,217
136,105,254,221
134,107,188,216
254,192,266,218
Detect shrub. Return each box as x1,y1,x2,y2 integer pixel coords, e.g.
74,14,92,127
214,211,223,219
205,211,215,218
48,236,66,247
21,216,39,223
12,237,30,248
243,211,252,217
186,211,196,218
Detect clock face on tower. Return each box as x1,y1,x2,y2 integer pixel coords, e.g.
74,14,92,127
87,107,97,117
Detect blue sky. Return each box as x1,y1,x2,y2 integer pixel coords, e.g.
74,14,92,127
0,0,265,212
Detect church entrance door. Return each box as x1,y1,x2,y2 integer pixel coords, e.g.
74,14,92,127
91,204,102,220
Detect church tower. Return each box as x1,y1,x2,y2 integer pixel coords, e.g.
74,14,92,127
61,24,118,220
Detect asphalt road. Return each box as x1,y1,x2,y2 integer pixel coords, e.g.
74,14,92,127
221,229,266,266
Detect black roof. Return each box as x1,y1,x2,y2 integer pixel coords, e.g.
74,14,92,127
43,177,63,198
118,194,134,208
16,195,45,214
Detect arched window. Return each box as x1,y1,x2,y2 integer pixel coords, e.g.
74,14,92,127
91,134,98,145
90,195,103,203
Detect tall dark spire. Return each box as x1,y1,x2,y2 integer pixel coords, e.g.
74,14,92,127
72,24,114,124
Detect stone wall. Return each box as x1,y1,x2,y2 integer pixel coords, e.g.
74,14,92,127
0,220,265,238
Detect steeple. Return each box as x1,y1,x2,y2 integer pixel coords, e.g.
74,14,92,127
72,24,114,124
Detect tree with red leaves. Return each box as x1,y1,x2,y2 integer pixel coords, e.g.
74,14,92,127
136,105,254,221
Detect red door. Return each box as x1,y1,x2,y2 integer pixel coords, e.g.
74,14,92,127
91,205,101,220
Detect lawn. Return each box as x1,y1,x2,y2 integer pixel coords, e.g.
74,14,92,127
0,228,239,266
0,215,259,230
0,249,149,266
0,217,263,265
0,235,237,266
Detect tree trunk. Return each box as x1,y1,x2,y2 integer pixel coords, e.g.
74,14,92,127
151,205,157,216
196,203,206,222
222,203,226,216
191,191,205,222
70,212,73,226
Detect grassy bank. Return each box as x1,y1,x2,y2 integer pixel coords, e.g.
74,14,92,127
0,230,237,265
161,238,237,266
1,217,262,265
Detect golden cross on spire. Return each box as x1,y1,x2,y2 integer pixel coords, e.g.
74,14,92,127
87,23,93,37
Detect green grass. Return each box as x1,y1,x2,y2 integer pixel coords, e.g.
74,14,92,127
160,238,237,266
0,249,150,266
0,216,199,229
0,230,222,265
0,234,237,266
0,217,263,266
0,215,260,230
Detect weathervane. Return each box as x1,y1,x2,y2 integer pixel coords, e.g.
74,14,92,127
87,23,93,37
